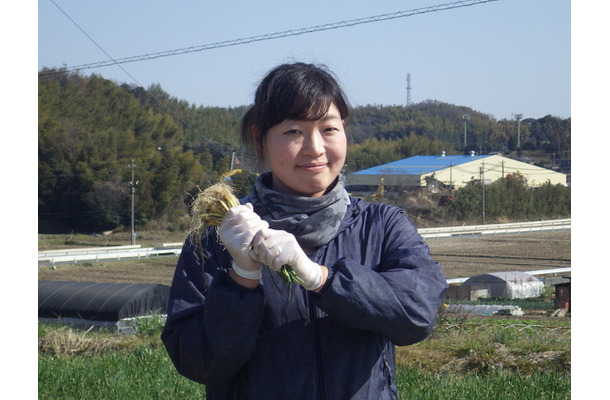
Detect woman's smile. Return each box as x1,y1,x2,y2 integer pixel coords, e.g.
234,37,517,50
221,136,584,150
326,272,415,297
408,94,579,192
297,162,328,172
262,103,347,197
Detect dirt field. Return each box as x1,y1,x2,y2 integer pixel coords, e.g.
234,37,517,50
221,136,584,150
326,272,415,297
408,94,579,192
427,230,571,279
38,230,570,285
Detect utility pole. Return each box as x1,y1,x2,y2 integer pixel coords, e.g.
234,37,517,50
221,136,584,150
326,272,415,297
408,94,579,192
128,159,138,245
462,114,470,149
449,163,453,191
480,160,486,225
406,73,412,106
230,151,236,171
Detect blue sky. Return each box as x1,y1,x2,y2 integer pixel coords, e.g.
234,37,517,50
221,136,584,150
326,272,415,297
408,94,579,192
38,0,571,120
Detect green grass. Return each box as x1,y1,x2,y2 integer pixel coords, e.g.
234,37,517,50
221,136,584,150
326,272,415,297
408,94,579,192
39,346,206,400
38,321,205,400
38,318,570,399
39,349,569,400
396,367,570,400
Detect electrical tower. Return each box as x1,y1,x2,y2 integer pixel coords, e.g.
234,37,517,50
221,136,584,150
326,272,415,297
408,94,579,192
513,113,523,149
406,73,412,106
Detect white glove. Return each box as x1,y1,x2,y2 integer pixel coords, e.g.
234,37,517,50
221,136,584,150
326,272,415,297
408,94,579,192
250,228,323,291
218,203,269,280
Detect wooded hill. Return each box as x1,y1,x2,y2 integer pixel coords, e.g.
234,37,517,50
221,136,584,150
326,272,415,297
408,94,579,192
38,70,570,233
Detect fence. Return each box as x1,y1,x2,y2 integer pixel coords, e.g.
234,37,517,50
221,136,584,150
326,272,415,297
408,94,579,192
39,219,570,268
38,244,181,268
418,218,571,239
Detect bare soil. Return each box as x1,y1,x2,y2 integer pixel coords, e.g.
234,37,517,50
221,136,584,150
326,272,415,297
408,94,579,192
426,230,571,279
38,230,570,286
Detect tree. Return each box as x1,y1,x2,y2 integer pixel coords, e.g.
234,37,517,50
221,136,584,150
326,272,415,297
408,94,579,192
38,69,570,232
38,71,207,232
83,180,130,230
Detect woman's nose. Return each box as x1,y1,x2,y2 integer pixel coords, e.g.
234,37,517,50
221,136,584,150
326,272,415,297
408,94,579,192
302,131,325,155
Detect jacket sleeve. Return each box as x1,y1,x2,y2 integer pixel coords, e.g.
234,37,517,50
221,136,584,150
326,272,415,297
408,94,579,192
160,235,265,386
314,205,448,346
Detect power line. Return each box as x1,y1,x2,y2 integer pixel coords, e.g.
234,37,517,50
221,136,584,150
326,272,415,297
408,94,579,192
45,0,235,156
41,0,499,74
41,0,498,162
47,0,140,85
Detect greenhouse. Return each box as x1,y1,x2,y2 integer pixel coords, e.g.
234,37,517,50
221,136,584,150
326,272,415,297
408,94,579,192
460,271,544,299
38,280,170,330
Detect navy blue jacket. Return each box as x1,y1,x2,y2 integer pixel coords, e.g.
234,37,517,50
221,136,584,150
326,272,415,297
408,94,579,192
161,196,447,399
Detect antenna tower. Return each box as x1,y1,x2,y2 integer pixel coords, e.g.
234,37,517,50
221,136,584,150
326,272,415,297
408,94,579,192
406,73,412,106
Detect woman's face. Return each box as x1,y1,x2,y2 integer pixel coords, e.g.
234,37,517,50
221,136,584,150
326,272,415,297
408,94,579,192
261,103,347,197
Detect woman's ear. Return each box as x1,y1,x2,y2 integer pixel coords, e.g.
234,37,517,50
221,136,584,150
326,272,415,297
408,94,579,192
251,126,265,158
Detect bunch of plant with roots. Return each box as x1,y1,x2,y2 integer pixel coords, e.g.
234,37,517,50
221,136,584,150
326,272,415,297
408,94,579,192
188,181,301,291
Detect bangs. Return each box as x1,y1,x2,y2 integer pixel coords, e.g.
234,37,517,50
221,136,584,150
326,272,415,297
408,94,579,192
285,92,334,122
270,71,349,127
241,63,351,150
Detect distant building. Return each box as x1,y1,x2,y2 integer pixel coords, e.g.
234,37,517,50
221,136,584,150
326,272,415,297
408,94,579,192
346,153,567,196
460,271,544,300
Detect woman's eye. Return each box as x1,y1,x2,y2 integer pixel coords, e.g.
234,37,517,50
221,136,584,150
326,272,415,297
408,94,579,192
284,129,301,135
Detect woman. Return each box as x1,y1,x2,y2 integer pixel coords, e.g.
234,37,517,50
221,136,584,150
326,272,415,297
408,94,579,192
161,62,447,400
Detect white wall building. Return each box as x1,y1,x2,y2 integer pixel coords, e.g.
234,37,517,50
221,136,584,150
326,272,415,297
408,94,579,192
346,153,567,195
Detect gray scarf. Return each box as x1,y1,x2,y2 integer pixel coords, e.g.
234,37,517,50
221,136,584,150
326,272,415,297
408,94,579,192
249,172,349,248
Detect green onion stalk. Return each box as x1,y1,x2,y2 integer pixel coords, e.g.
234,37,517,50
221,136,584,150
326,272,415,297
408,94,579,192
189,181,302,295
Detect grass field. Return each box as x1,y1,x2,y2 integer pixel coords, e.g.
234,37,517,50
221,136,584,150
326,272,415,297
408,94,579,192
37,230,571,399
38,316,570,400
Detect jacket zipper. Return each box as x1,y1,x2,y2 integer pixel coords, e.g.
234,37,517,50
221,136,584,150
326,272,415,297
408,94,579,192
308,291,327,400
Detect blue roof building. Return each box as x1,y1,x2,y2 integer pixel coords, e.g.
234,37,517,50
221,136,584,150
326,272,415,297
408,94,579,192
351,154,488,177
346,153,566,195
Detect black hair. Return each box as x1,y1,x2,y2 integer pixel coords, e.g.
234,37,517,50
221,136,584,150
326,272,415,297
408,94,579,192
240,62,350,156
